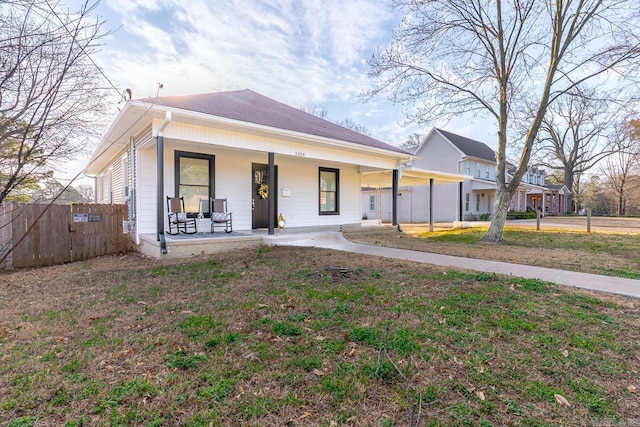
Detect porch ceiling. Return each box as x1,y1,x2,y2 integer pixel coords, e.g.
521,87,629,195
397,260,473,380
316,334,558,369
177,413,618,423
361,168,464,188
470,179,497,191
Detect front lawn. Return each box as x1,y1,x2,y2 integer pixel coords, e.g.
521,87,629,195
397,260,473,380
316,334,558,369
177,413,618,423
345,228,640,278
1,247,639,426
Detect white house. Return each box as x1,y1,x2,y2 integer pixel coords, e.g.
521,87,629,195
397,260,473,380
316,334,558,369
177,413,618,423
84,89,421,256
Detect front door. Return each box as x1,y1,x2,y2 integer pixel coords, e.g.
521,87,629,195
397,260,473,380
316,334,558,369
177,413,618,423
252,163,277,229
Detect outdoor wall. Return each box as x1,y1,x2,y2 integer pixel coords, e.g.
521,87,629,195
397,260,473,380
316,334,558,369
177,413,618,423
151,137,364,233
156,119,400,171
136,146,157,238
93,154,126,205
362,183,460,223
413,132,461,173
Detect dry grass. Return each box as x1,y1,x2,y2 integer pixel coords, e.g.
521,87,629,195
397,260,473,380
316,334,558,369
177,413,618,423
1,246,639,426
344,226,640,278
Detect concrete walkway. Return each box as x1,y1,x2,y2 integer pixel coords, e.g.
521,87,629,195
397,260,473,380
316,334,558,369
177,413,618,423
265,231,640,300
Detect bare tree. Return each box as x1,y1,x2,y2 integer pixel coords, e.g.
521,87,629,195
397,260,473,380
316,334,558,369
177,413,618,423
301,105,370,135
76,183,95,202
534,86,621,213
334,118,371,136
399,132,426,153
0,0,112,205
300,105,328,119
600,123,640,216
582,175,615,215
366,0,640,241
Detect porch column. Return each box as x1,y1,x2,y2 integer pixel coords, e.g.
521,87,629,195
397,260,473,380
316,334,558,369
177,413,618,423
268,152,275,236
429,178,434,232
392,169,399,226
542,191,546,217
458,182,463,221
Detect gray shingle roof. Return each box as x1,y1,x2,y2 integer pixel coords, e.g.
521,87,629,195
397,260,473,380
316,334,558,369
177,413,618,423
142,89,409,155
436,128,496,162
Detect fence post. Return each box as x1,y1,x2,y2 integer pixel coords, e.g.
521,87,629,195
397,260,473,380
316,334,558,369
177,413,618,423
0,203,13,269
536,210,540,231
586,208,591,233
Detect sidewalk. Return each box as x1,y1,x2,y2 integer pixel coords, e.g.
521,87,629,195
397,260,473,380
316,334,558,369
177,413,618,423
266,231,640,300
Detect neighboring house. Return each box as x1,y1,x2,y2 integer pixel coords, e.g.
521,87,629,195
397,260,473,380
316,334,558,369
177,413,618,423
363,128,569,223
84,89,417,254
363,128,496,222
29,178,83,205
508,166,570,215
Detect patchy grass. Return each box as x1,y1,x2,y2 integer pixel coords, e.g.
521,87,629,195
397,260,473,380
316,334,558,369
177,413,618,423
1,248,639,426
345,227,640,278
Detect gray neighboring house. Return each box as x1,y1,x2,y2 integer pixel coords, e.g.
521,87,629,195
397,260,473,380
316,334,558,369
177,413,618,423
362,128,569,223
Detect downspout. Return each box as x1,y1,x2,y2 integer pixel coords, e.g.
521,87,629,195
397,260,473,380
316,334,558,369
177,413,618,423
128,137,136,222
156,111,172,254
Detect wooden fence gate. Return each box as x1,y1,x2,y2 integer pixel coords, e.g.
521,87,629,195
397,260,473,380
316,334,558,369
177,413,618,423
0,203,132,269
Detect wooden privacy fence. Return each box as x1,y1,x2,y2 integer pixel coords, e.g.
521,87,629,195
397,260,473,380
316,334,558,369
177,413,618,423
0,203,132,269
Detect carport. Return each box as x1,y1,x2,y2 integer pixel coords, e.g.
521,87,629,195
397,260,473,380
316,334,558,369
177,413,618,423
360,166,466,231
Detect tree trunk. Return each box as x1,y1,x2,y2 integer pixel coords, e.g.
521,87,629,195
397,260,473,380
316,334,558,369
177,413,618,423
564,172,574,215
618,194,624,217
481,188,512,242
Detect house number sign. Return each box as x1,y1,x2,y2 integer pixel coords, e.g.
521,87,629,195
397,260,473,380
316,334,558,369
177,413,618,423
295,152,305,157
73,213,102,222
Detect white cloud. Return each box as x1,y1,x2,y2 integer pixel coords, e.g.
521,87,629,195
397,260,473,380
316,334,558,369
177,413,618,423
97,0,396,109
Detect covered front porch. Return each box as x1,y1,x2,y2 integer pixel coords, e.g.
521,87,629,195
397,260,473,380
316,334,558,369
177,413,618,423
510,183,569,216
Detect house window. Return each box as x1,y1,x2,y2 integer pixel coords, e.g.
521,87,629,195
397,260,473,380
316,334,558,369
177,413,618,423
465,193,470,211
175,151,215,213
485,166,490,179
476,194,481,211
476,163,481,178
369,195,375,211
465,161,470,175
319,167,339,215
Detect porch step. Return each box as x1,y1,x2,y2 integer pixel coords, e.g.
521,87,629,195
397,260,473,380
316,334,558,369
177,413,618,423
139,233,263,259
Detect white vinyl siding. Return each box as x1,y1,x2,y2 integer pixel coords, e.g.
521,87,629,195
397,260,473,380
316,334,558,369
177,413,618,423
156,139,363,232
158,120,399,170
111,160,122,204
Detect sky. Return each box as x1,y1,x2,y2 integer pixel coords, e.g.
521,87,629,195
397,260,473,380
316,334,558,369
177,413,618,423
60,0,497,186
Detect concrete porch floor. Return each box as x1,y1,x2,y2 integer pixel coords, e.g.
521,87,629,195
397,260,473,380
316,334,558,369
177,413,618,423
138,223,393,259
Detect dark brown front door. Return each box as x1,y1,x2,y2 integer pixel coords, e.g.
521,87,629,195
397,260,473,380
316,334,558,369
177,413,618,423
252,163,277,229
